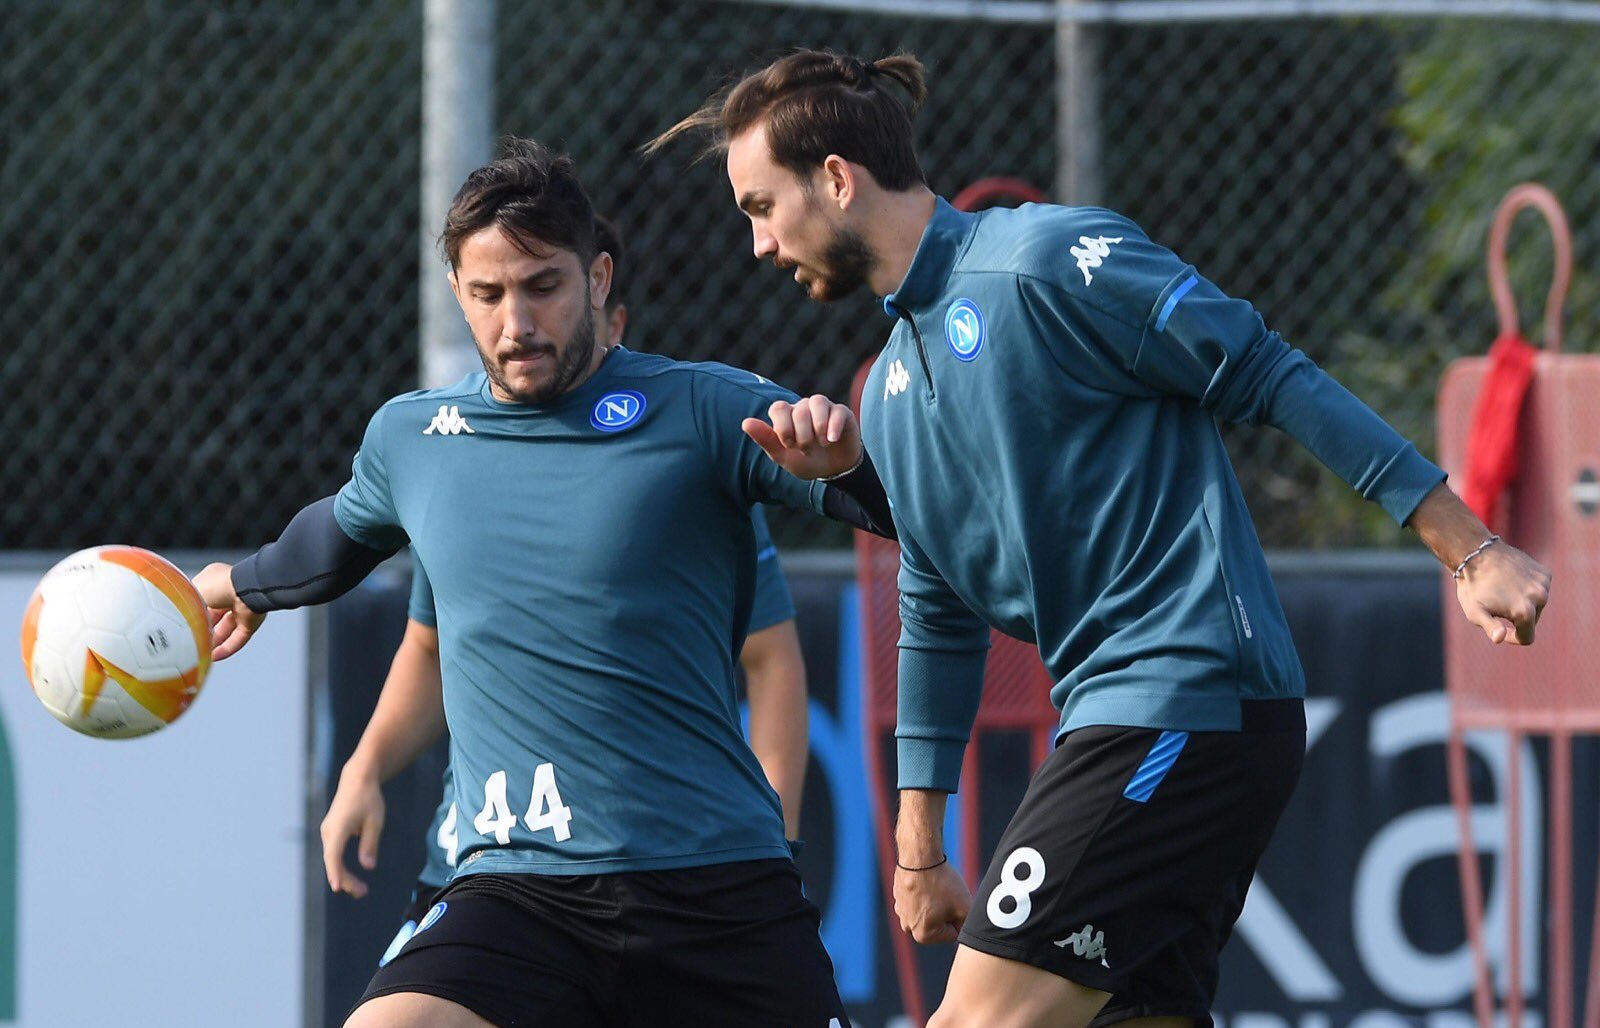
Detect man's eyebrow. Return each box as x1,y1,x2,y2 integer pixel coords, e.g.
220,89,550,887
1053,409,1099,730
464,267,562,291
738,191,768,215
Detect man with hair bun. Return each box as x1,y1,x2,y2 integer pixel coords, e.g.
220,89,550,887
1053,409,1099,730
657,48,1552,1028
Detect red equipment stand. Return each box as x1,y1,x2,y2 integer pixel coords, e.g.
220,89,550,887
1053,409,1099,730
1439,183,1600,1028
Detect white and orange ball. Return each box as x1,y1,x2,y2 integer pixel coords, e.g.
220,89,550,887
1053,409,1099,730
20,546,212,738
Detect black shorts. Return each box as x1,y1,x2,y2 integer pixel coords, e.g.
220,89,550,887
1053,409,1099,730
357,858,847,1027
958,701,1305,1028
376,880,448,969
397,879,446,929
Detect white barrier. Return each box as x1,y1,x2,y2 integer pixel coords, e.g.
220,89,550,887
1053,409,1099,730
0,560,312,1027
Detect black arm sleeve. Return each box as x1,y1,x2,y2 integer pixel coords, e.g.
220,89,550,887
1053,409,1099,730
230,496,402,613
821,451,896,540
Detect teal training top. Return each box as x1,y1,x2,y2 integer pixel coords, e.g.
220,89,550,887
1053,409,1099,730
334,346,825,874
862,199,1446,791
410,507,797,888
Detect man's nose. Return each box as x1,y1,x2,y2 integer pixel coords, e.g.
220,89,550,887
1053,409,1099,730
753,226,778,261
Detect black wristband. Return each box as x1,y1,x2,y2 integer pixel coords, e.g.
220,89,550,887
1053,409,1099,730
821,450,896,540
896,854,948,872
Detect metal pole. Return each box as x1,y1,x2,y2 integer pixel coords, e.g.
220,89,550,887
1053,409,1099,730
1055,0,1102,205
421,0,496,388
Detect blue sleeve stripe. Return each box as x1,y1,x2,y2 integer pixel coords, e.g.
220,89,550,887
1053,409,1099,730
1154,275,1200,333
755,545,779,562
1122,730,1189,803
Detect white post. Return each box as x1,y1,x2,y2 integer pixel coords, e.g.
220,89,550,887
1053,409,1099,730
1055,0,1102,205
421,0,496,388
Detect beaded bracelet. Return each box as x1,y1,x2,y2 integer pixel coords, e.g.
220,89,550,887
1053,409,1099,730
1452,535,1502,580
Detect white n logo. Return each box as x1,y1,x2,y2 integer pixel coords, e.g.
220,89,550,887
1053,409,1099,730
1070,235,1124,285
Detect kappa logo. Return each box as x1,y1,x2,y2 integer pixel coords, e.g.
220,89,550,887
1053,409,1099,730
883,359,911,399
423,404,475,436
944,298,986,361
1070,235,1124,285
591,390,647,432
1054,923,1109,966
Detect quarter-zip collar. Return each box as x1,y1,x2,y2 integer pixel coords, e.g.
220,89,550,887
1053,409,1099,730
880,196,979,318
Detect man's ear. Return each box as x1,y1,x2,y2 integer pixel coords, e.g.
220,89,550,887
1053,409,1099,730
448,270,466,318
589,251,614,311
822,154,856,210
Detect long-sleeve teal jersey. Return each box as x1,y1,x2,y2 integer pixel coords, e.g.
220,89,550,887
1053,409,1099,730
862,199,1446,792
334,346,826,874
408,507,798,888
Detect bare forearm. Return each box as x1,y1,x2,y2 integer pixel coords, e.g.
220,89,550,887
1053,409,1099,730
1406,481,1495,568
896,789,948,867
742,623,808,837
344,620,446,784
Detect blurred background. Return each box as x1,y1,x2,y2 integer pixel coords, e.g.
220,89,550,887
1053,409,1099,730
4,1,1598,1025
8,0,1598,553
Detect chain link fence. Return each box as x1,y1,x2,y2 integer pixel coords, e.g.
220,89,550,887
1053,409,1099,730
6,0,1598,551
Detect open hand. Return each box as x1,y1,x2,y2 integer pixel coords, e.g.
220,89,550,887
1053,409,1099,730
191,562,266,660
321,765,386,899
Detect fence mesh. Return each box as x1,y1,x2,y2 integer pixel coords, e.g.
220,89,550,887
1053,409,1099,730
6,0,1598,551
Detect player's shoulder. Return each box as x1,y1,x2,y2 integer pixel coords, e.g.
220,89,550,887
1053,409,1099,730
966,203,1183,327
365,374,486,437
376,373,484,414
966,203,1148,280
622,349,793,404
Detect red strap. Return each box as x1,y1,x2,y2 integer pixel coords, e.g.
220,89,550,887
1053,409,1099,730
1461,331,1537,529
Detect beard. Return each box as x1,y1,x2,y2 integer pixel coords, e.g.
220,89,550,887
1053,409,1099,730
482,301,600,405
804,224,876,303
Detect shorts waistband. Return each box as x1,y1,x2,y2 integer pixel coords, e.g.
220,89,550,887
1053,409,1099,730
1240,698,1305,732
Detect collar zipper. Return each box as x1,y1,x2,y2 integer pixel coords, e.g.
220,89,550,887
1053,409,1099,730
886,300,936,401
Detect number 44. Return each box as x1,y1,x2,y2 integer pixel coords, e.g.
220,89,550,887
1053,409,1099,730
473,764,573,844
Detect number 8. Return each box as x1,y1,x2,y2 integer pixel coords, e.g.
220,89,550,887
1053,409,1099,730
987,846,1046,930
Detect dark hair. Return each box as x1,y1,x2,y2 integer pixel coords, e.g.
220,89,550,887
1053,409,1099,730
594,214,625,311
440,137,596,268
645,49,927,191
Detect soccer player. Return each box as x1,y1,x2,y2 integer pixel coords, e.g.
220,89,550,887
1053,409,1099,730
318,220,812,973
654,49,1554,1028
191,139,888,1027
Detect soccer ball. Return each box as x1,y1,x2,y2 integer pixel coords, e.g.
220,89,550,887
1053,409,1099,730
20,546,212,738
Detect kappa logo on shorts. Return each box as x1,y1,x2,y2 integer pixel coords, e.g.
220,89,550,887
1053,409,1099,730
591,390,647,433
944,298,986,362
1054,923,1109,967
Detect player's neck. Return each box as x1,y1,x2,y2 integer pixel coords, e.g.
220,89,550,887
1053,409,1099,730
869,187,938,298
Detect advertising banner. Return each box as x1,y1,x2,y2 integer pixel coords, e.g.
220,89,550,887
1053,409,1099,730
321,555,1569,1028
0,559,312,1028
